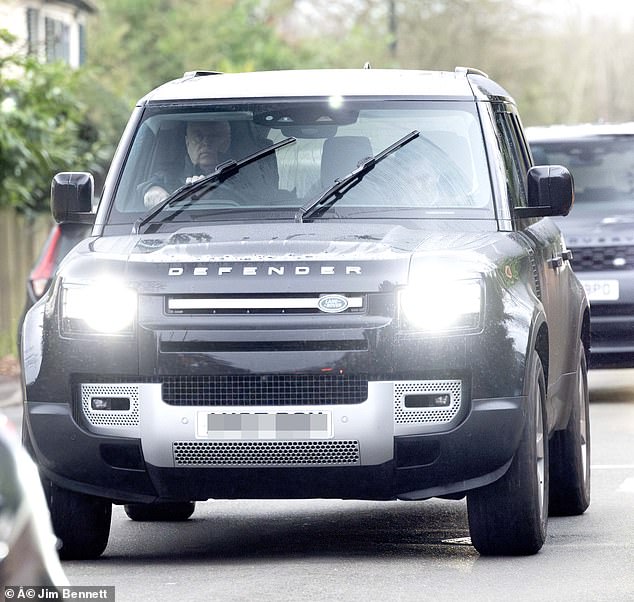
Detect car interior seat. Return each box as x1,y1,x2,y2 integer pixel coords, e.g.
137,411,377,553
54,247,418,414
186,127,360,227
226,121,282,200
320,136,373,187
151,121,187,177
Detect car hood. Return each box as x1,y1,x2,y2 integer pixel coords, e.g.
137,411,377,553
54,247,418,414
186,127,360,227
65,221,506,294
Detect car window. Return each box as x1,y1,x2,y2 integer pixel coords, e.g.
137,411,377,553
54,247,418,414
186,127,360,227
530,136,634,204
493,110,528,208
108,99,495,224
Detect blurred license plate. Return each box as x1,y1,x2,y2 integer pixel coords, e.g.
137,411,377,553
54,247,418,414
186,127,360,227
196,411,332,440
581,279,619,301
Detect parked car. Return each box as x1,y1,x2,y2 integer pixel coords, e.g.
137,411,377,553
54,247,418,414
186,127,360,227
17,201,94,360
528,123,634,368
25,219,93,310
21,67,590,559
0,413,68,587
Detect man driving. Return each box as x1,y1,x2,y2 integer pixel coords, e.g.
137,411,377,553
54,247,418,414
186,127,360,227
143,120,231,208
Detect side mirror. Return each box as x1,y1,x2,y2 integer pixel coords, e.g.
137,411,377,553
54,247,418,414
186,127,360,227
51,172,95,224
513,165,574,218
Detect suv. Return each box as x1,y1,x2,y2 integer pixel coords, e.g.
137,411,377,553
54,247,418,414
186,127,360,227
528,123,634,368
21,67,590,558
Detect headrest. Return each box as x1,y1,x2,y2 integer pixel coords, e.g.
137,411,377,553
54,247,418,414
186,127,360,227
321,136,373,186
152,122,186,172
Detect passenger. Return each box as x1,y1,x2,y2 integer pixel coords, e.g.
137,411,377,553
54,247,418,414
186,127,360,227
142,120,231,208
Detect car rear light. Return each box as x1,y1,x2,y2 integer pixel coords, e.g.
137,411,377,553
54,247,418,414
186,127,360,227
29,225,61,299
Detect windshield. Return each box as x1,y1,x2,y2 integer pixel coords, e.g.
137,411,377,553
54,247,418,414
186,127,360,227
109,99,494,225
530,136,634,205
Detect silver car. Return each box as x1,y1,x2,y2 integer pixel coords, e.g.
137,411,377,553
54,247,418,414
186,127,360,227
528,123,634,368
0,413,68,587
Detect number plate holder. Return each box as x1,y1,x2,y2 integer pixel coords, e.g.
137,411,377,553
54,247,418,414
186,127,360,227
580,279,619,301
196,411,333,440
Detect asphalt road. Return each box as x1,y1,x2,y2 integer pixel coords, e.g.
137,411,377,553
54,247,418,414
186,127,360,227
3,370,633,602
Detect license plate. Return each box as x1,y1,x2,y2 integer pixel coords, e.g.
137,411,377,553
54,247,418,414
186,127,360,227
196,411,332,440
581,279,619,301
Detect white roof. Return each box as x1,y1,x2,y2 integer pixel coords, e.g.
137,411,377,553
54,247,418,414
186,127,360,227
526,122,634,141
142,69,478,103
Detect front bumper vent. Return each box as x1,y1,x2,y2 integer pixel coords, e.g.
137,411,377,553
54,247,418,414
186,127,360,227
173,440,361,466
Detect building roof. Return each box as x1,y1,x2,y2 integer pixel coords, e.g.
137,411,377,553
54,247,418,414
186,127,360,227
53,0,97,14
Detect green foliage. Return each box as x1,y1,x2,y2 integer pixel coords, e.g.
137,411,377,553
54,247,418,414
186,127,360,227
81,0,317,180
5,0,634,217
263,0,634,126
88,0,312,105
0,29,112,213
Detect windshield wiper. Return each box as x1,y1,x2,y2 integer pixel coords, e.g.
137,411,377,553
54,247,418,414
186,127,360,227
133,136,296,234
294,130,420,223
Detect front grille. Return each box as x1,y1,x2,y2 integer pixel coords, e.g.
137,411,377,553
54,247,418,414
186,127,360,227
173,440,360,466
571,246,634,271
161,374,369,406
166,294,365,315
159,339,368,352
74,374,369,406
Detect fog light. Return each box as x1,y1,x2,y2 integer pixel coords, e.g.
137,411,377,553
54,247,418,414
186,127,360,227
91,397,131,411
404,393,451,408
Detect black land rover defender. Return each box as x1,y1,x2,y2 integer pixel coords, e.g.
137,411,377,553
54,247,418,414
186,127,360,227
21,67,591,558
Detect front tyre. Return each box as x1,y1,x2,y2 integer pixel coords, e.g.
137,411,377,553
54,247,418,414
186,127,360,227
549,340,591,515
467,353,549,556
42,479,112,560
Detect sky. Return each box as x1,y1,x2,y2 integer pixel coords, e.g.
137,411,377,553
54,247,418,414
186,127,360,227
550,0,634,20
579,0,634,14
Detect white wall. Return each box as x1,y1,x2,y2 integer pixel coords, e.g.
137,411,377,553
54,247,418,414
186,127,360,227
0,0,91,68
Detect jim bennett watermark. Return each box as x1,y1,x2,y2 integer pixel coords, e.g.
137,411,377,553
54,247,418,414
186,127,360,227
4,587,115,601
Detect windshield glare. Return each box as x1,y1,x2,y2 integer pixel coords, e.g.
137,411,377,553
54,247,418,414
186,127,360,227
110,100,494,224
531,136,634,204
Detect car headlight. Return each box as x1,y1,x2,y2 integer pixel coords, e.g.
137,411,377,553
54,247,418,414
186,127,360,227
399,278,483,333
61,281,137,336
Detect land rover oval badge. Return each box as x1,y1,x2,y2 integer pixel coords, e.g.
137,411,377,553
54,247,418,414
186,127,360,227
318,294,349,313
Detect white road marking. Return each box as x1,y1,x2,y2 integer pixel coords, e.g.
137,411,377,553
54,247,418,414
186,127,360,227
591,466,634,492
617,478,634,493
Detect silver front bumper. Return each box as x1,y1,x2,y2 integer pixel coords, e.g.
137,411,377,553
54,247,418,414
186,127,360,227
80,379,464,468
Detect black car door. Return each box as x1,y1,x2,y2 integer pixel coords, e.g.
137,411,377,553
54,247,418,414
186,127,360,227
493,107,575,426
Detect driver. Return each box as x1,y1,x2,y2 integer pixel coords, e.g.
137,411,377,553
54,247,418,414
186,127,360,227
143,120,231,208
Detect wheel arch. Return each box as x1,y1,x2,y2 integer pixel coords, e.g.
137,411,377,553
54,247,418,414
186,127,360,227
533,320,549,391
580,306,591,357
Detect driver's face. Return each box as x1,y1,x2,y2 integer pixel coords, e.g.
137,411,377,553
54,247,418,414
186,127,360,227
185,121,231,170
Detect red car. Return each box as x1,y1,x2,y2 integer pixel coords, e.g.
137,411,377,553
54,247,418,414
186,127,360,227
25,222,93,307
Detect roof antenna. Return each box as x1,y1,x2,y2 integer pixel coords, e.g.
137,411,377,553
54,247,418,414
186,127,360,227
363,62,372,69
